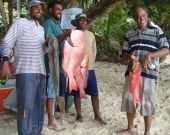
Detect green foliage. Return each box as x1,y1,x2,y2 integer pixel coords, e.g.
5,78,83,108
19,7,28,17
0,2,8,27
91,4,136,61
0,5,28,27
96,42,121,60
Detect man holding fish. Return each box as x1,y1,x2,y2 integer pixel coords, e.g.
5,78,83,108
118,7,169,135
69,13,107,125
43,0,74,132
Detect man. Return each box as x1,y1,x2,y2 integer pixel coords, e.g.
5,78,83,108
1,0,47,135
43,0,74,131
70,13,107,125
118,7,169,135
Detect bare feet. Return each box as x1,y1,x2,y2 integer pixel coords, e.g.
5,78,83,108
76,115,84,122
94,117,107,125
117,129,134,135
60,114,74,124
47,122,65,131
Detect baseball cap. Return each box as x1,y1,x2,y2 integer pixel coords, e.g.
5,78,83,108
28,0,46,9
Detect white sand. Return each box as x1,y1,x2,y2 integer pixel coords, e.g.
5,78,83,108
0,55,170,135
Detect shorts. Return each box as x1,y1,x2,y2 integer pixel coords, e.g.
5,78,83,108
121,76,157,116
69,70,99,97
47,73,66,98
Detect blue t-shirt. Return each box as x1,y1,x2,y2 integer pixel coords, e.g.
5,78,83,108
43,18,65,74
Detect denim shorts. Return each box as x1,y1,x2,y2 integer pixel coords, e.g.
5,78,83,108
47,73,66,98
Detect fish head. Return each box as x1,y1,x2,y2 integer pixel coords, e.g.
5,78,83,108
48,35,57,53
132,62,142,73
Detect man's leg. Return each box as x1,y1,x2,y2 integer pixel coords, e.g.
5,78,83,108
16,74,37,135
91,96,107,124
144,115,152,135
32,74,46,134
74,97,83,121
46,98,55,125
46,74,65,131
59,74,74,124
117,112,135,135
57,96,66,115
127,112,135,132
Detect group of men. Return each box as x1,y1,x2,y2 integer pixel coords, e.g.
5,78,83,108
0,0,169,135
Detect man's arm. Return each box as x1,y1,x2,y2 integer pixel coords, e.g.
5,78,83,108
143,48,169,68
159,55,167,64
1,19,21,80
123,51,138,62
57,29,72,45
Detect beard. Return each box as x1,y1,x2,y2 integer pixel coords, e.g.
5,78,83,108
33,15,41,20
53,14,61,21
30,13,42,21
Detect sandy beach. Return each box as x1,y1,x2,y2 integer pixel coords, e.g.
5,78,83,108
0,55,170,135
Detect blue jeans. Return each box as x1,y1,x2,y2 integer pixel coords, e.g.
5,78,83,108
16,74,46,135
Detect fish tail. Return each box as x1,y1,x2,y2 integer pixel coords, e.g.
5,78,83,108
134,98,142,108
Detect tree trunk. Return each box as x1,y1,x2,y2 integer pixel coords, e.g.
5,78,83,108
17,0,20,18
67,0,78,8
0,0,8,32
8,0,13,26
86,0,125,28
61,0,71,8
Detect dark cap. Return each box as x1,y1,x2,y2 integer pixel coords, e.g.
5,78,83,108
71,13,92,26
28,0,46,9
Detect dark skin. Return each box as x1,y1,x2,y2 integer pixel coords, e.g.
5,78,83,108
73,17,107,125
46,4,74,131
46,4,73,45
2,4,49,80
118,7,169,135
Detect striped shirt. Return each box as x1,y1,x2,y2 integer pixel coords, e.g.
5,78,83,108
123,23,169,80
1,17,46,75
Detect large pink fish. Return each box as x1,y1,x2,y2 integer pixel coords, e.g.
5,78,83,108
129,61,142,108
62,30,88,99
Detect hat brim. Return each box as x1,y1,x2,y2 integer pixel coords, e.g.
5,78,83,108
71,17,92,27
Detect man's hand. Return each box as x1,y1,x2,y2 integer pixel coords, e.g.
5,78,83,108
45,35,50,46
129,52,138,62
2,61,11,80
64,28,75,37
142,53,151,69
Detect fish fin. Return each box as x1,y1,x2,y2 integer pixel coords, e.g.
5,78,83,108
80,92,87,99
69,78,78,92
80,89,87,99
